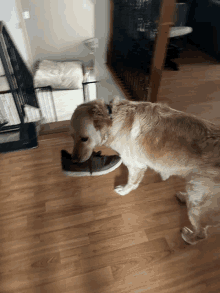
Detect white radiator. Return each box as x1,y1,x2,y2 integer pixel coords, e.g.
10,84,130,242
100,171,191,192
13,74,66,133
0,82,96,127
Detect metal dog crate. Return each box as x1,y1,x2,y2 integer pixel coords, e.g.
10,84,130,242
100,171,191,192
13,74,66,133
0,21,39,153
109,0,162,101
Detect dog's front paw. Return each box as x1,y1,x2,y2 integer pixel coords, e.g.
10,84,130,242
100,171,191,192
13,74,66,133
181,227,202,245
181,226,207,245
114,185,131,196
175,192,187,205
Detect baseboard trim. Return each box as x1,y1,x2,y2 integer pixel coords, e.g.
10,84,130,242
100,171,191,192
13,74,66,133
39,120,70,136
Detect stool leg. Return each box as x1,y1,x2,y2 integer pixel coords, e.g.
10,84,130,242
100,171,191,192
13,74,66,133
164,38,182,71
165,59,179,71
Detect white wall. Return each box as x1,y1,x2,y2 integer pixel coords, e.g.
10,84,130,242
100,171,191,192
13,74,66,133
94,0,110,79
94,0,127,102
20,0,95,67
0,0,32,72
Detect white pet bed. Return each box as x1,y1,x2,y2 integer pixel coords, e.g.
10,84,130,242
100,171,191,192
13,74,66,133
34,60,86,90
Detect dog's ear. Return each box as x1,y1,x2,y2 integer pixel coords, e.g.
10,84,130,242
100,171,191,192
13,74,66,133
109,96,121,105
88,102,112,130
89,103,105,119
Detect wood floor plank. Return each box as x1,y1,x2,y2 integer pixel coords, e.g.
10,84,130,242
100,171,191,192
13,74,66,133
28,211,95,233
80,238,170,272
0,260,81,293
65,266,114,293
19,279,67,293
0,211,93,243
60,230,148,264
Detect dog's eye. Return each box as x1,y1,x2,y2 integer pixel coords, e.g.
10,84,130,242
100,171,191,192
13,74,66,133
81,137,88,142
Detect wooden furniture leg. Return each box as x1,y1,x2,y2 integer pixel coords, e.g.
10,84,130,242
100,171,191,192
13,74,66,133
148,0,177,103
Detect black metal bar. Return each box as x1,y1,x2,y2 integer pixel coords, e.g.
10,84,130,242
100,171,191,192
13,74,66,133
0,22,39,153
0,30,24,123
82,81,99,85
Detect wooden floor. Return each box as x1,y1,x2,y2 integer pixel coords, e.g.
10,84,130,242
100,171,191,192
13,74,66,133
1,46,220,293
0,136,220,293
158,44,220,125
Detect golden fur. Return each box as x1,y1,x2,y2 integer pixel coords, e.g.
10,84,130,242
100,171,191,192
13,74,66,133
70,97,220,245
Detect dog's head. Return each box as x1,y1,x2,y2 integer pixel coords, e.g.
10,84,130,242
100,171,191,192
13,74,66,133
70,99,113,162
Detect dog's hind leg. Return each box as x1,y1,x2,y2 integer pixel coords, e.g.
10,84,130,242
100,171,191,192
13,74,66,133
181,173,220,244
181,179,209,244
115,166,147,196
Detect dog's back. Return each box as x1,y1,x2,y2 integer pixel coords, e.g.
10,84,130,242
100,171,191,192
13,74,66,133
108,99,220,178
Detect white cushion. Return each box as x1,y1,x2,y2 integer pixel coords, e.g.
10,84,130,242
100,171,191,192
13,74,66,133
34,60,84,90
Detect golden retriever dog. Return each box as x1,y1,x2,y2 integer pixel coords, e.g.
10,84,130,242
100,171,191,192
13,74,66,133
70,96,220,245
